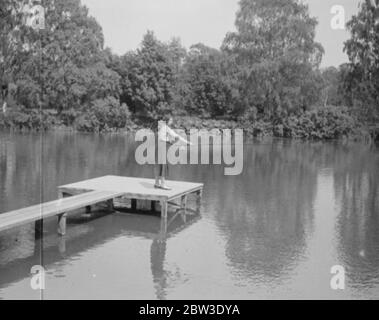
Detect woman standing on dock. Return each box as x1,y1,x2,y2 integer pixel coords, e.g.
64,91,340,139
154,117,192,190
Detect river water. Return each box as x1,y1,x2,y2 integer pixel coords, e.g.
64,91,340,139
0,131,378,299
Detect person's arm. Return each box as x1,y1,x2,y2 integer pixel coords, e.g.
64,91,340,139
166,126,193,145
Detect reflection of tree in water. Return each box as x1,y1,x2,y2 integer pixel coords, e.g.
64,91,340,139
213,140,335,280
333,145,379,287
0,132,149,213
0,133,43,212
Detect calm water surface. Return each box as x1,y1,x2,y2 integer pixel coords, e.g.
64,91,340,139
0,131,378,299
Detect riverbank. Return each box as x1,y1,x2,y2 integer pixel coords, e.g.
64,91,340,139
0,105,375,142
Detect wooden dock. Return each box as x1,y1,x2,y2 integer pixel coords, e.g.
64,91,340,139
58,175,203,235
0,175,203,237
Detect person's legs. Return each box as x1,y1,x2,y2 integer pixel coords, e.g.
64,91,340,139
154,140,171,190
161,164,166,186
154,164,162,187
160,142,171,189
160,164,171,190
154,136,162,187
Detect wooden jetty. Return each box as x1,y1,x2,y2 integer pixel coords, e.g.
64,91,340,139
59,175,203,235
0,175,203,237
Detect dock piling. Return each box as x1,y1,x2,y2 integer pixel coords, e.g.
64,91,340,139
131,199,137,210
34,219,43,240
151,200,157,212
196,190,202,214
160,200,168,235
181,195,187,214
57,191,67,236
57,213,67,236
107,199,114,212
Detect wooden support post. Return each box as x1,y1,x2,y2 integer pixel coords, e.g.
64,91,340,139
57,191,67,236
57,213,67,236
35,219,43,240
196,189,202,214
181,195,187,214
161,200,168,219
131,199,137,210
151,200,156,212
160,200,168,236
180,195,187,222
107,199,114,212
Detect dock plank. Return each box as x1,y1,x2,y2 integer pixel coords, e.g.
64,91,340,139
0,190,124,232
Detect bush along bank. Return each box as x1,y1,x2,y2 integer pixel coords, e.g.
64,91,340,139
174,106,360,140
272,106,359,140
0,105,366,140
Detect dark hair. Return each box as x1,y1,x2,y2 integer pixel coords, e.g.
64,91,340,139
152,116,173,132
156,115,172,122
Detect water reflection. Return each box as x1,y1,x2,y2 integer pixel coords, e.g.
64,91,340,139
150,238,167,300
333,146,379,293
212,142,319,281
0,201,201,299
0,132,379,299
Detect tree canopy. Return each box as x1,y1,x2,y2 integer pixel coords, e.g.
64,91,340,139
1,0,120,113
1,0,376,134
343,0,379,121
222,0,324,118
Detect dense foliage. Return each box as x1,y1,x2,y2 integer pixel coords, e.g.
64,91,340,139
1,0,124,129
112,32,184,121
342,0,379,123
0,0,377,138
75,97,133,132
222,0,325,119
178,44,239,118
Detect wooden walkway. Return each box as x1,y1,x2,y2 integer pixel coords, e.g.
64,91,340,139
0,190,124,236
0,175,203,238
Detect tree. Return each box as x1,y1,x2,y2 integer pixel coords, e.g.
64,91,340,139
343,0,379,122
178,43,239,118
1,0,121,113
222,0,324,118
117,31,184,121
0,0,24,101
320,67,346,107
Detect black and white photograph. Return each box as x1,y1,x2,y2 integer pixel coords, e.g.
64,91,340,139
0,0,379,302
